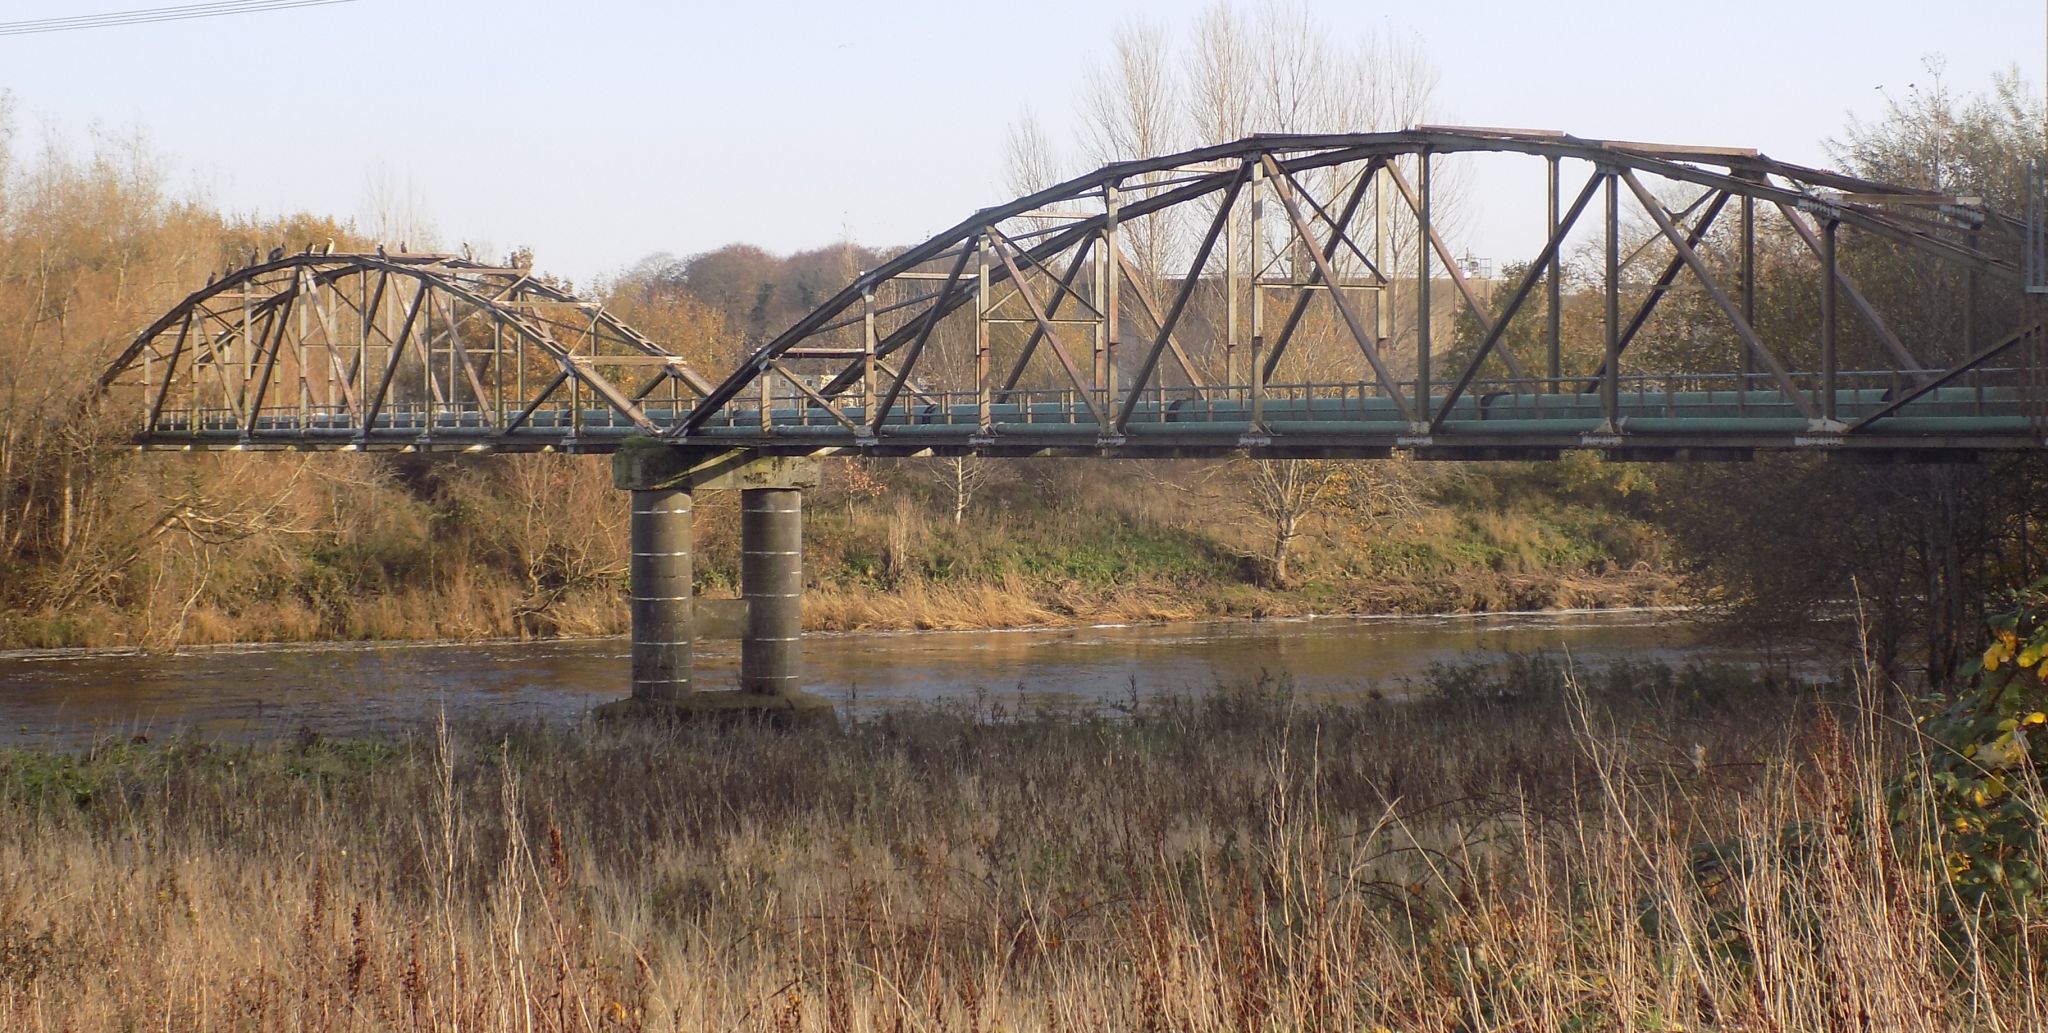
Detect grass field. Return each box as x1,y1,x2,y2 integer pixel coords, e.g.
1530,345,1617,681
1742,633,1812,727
0,657,2039,1031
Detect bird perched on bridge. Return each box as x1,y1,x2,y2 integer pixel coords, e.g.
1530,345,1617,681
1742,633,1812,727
267,246,285,263
376,244,387,259
323,238,334,255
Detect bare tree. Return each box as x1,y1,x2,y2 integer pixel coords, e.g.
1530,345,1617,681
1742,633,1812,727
1188,3,1253,146
925,455,994,527
1003,109,1065,199
360,160,438,251
1249,1,1338,134
1078,18,1181,166
1079,18,1183,283
1239,459,1341,587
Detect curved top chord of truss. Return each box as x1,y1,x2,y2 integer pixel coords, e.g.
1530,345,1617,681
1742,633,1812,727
101,251,711,449
676,127,2029,450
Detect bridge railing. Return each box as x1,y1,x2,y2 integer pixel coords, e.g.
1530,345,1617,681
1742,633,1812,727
149,366,2038,441
666,370,2038,435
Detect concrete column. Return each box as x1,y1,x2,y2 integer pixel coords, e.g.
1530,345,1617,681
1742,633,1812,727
629,487,692,700
739,487,803,696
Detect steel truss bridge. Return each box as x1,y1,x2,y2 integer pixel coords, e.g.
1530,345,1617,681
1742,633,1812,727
101,128,2048,462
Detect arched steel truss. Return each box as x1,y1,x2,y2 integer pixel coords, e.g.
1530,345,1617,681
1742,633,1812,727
104,128,2048,457
101,252,714,450
676,127,2042,459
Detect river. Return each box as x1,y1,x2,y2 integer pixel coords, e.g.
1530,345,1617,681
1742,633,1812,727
0,608,1801,746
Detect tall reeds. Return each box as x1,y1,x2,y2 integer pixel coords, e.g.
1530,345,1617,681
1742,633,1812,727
0,659,2034,1030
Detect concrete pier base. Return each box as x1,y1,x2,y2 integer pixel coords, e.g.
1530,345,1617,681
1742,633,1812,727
741,488,804,697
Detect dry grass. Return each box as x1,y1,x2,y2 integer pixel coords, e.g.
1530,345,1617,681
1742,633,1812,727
0,662,2036,1031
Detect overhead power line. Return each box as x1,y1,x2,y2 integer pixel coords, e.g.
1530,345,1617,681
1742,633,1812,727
0,0,359,37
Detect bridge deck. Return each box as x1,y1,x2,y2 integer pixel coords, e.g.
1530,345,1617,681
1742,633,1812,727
133,377,2045,459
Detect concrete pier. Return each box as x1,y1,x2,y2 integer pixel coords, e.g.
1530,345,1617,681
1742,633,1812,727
740,488,804,696
605,441,830,725
629,487,693,700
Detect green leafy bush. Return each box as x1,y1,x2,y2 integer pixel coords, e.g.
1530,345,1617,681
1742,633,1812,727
1890,584,2048,931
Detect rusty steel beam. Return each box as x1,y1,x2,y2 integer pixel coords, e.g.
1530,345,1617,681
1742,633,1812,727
1112,167,1245,433
1259,157,1383,381
996,236,1097,398
1385,160,1530,381
1619,169,1818,421
989,234,1109,427
1434,172,1605,428
1261,154,1414,423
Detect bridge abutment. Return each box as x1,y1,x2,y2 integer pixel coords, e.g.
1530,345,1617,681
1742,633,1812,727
603,441,830,725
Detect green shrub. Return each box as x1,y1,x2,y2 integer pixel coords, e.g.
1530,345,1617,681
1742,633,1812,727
1890,583,2048,935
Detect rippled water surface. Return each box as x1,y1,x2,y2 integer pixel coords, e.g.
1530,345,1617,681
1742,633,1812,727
0,609,1800,745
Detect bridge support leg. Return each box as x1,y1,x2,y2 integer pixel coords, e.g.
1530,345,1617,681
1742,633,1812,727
602,440,831,726
741,488,804,697
629,487,694,700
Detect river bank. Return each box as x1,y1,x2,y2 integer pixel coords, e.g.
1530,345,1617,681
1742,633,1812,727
2,443,1676,652
1,563,1679,651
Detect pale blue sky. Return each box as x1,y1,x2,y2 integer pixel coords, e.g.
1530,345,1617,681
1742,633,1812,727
1,0,2038,285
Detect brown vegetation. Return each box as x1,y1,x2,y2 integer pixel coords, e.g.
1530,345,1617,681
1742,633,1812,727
1,657,2042,1029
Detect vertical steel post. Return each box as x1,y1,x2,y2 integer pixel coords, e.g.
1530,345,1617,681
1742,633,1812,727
442,298,455,422
1546,156,1561,392
977,233,992,428
297,269,311,423
360,276,373,433
740,488,803,697
1103,182,1121,418
493,321,504,424
861,285,878,420
141,333,152,426
1225,174,1240,392
421,302,435,437
1376,162,1392,355
629,488,693,701
1249,157,1266,428
1416,152,1433,416
1603,171,1620,426
1822,218,1838,422
1739,194,1755,408
1965,227,1981,354
507,285,522,427
1092,233,1107,398
241,284,254,393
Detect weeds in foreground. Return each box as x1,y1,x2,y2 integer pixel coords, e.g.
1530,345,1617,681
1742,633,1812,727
0,652,2039,1030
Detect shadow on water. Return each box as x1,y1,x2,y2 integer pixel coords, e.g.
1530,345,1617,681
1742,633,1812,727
0,608,1825,746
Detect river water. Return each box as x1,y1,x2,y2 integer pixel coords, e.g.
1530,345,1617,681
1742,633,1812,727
0,609,1793,746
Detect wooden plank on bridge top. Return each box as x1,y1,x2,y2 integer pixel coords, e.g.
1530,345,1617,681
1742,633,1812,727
575,355,691,366
1600,139,1761,159
1837,192,1984,207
